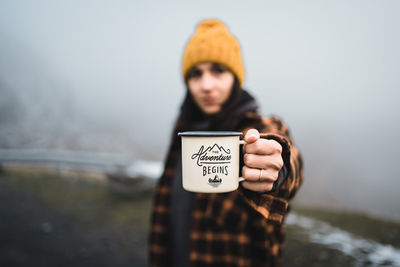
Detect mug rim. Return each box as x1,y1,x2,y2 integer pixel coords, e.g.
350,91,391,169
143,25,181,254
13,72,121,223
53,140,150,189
178,131,242,137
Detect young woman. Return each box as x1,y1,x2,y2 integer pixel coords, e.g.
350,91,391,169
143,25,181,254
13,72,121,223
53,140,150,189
149,19,303,267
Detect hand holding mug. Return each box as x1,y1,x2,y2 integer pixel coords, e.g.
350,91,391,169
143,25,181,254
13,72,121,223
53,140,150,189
178,130,284,193
241,129,284,192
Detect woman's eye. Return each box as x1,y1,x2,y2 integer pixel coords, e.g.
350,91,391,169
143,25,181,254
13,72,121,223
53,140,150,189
188,69,202,79
212,65,226,74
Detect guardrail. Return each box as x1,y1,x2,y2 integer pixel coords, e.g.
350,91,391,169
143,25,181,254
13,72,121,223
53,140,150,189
0,149,163,192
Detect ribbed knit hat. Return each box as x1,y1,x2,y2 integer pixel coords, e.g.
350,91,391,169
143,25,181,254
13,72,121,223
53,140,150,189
182,19,245,85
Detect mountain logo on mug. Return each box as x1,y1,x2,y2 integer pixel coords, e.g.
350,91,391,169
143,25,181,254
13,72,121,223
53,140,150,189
208,175,222,187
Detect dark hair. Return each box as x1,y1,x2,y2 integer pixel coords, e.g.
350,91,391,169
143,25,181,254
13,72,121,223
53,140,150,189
174,76,243,134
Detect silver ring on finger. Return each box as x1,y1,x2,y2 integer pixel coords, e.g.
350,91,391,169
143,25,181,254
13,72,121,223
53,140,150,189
259,168,263,182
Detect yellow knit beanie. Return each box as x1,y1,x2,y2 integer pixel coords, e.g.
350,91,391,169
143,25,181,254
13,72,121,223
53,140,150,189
182,19,245,85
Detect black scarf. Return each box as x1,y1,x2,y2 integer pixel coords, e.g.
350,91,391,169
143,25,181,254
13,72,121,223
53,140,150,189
179,90,260,132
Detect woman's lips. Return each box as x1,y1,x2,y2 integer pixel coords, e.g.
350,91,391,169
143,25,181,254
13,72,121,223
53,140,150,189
203,97,216,105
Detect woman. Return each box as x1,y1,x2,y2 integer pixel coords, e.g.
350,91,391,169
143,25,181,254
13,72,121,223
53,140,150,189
149,19,303,267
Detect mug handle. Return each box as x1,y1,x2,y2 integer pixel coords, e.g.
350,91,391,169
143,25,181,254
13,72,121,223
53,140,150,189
238,140,247,182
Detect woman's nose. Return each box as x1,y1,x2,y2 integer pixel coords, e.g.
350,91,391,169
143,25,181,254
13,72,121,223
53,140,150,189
200,73,215,91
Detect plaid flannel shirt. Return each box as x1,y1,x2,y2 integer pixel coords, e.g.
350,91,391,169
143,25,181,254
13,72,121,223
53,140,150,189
150,113,303,267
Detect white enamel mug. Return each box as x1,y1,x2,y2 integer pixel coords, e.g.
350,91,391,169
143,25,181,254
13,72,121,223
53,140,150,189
178,131,245,193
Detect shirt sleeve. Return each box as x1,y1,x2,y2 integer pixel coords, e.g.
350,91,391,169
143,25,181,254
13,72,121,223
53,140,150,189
239,116,304,224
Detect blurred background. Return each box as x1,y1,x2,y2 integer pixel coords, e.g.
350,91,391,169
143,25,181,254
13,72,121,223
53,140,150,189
1,0,399,266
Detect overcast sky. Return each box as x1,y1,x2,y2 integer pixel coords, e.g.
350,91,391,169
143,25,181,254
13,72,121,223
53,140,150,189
1,0,399,220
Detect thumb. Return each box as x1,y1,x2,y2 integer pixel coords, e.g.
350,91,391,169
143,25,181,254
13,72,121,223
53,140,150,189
244,128,260,144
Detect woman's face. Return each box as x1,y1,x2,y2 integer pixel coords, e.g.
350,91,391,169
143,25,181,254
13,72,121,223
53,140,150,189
187,62,234,115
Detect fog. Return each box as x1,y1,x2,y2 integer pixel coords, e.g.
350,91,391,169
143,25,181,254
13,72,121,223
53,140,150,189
1,1,399,220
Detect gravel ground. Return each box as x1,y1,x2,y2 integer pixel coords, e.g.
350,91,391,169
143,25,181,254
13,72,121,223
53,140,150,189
0,173,148,267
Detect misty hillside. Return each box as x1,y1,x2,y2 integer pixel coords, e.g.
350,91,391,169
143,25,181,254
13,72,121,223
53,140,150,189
1,0,400,222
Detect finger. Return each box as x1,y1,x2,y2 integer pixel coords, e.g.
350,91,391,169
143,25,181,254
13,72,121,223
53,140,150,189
244,153,284,170
242,166,278,182
242,181,274,192
244,129,259,144
244,138,282,155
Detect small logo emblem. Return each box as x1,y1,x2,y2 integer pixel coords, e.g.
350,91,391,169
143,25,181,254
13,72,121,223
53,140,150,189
208,175,222,187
